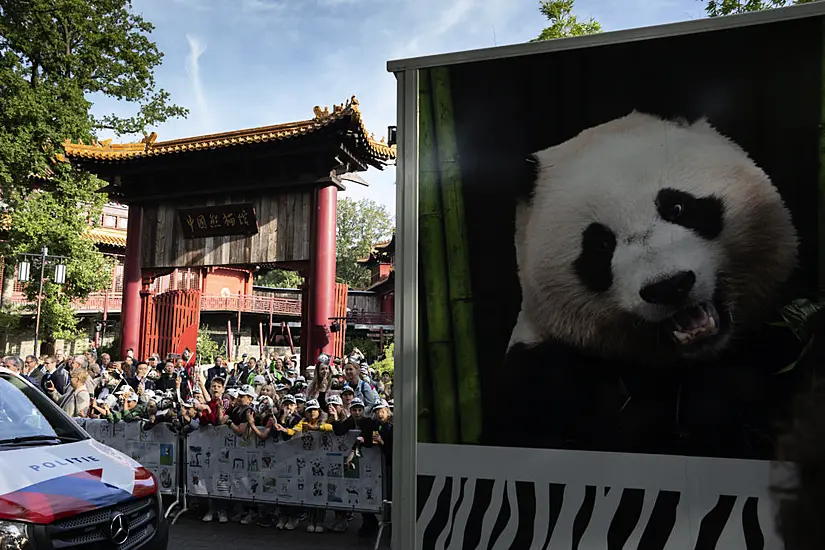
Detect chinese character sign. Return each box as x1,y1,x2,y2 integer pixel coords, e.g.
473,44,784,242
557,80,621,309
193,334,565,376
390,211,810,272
178,203,259,239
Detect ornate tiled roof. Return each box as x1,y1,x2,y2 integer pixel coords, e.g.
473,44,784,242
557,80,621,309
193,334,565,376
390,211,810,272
88,227,127,248
61,96,396,163
356,234,396,264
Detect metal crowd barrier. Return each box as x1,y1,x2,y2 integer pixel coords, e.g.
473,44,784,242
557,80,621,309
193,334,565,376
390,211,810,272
75,419,386,528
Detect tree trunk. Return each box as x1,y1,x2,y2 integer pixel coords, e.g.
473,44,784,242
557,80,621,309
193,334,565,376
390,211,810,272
0,257,15,308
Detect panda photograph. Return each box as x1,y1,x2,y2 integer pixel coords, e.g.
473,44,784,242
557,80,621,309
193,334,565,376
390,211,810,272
415,14,825,463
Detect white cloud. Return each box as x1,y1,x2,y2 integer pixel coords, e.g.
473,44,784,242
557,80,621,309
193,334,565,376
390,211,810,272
184,34,212,133
431,0,477,36
168,0,213,11
240,0,285,13
98,0,708,215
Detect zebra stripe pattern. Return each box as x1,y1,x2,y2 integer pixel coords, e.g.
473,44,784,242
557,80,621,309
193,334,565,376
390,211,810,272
417,475,782,550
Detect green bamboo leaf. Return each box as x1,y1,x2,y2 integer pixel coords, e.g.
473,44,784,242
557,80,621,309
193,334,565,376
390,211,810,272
775,335,816,374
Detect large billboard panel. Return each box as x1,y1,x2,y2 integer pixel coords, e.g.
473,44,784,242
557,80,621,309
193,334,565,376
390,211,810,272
412,12,823,549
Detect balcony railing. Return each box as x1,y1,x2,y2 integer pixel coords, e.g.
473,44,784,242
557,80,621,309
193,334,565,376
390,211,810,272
347,311,394,325
6,292,393,325
199,294,302,316
8,291,302,317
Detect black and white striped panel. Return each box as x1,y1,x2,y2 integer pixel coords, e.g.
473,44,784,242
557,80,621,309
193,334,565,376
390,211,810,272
417,475,780,550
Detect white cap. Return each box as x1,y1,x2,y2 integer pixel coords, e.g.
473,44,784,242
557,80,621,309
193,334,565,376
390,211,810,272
239,385,257,398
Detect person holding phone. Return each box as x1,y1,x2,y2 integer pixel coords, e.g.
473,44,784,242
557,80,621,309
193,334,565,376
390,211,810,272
40,356,69,395
46,368,91,417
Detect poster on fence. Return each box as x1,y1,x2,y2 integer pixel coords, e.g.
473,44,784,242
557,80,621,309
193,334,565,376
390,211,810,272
185,427,383,513
76,419,178,495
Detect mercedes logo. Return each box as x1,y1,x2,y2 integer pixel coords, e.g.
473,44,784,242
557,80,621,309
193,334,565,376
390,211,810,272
109,512,130,545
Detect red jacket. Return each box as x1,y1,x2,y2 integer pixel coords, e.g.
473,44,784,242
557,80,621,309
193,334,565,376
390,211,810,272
199,397,228,425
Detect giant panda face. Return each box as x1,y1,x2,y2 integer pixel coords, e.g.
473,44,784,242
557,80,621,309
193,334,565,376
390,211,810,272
513,111,798,362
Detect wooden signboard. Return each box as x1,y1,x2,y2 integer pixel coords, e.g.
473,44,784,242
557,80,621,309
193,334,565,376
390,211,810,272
178,203,259,239
140,191,312,269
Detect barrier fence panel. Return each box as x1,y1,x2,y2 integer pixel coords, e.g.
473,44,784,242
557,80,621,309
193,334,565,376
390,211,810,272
77,419,180,495
184,426,384,513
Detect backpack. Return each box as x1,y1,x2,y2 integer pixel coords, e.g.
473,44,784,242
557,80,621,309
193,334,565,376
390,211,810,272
360,380,381,407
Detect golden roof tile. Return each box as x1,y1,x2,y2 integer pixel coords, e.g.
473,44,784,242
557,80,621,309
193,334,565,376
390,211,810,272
62,96,396,163
88,227,127,248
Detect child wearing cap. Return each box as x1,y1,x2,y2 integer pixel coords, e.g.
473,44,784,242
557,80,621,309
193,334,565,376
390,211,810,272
226,385,257,437
274,399,332,533
106,393,147,423
294,394,307,415
340,384,355,414
336,397,380,535
276,399,332,437
350,399,393,536
247,395,302,530
179,400,200,435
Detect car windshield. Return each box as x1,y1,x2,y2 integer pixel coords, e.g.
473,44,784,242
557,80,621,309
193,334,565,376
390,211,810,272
0,373,87,443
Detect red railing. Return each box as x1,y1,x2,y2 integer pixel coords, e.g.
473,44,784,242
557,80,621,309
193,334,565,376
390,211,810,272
348,311,394,325
8,292,394,324
7,292,124,313
199,294,302,316
8,291,302,317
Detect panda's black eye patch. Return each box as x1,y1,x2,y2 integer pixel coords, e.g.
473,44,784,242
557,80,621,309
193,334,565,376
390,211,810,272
656,188,724,240
574,223,616,293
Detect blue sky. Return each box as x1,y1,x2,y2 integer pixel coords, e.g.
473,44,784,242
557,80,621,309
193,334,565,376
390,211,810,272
91,0,708,215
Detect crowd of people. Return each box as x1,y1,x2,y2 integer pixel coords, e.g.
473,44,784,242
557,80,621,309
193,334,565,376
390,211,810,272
1,346,394,537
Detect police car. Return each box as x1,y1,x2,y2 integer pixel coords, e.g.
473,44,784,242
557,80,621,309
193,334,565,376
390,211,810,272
0,368,168,550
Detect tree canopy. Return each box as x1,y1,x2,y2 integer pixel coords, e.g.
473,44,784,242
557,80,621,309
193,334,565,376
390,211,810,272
336,197,394,289
0,0,186,341
706,0,819,16
532,0,602,42
256,269,303,289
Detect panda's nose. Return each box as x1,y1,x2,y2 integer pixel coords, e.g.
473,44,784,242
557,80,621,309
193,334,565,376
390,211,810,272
639,270,696,305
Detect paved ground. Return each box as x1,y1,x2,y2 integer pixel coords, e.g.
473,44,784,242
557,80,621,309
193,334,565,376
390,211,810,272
168,508,391,549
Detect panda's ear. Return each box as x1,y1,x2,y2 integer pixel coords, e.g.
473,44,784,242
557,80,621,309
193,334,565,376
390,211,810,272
689,116,716,133
514,153,540,202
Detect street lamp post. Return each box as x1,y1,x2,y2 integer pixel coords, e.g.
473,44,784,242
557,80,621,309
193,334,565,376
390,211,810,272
17,246,68,357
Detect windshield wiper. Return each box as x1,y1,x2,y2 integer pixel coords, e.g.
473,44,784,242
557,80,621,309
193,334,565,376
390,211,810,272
0,435,82,445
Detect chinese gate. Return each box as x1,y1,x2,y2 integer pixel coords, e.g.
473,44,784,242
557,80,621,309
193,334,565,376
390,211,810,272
62,96,395,365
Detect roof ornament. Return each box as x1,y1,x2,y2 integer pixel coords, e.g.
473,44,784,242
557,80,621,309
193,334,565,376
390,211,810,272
142,132,158,149
313,105,331,120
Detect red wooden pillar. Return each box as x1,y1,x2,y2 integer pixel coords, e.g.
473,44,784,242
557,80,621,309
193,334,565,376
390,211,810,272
121,204,143,359
308,184,337,364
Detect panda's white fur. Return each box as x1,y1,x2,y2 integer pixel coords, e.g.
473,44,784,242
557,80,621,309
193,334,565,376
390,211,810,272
510,111,798,362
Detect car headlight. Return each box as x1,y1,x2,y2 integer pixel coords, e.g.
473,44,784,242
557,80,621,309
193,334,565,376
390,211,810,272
0,521,29,550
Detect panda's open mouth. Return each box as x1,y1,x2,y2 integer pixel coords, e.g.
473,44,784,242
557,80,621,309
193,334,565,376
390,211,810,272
669,302,722,346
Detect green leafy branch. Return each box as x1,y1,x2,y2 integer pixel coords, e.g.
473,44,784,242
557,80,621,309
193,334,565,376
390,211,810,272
770,298,825,374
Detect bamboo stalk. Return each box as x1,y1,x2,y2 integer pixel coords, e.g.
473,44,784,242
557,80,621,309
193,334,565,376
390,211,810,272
418,68,460,444
819,17,825,302
417,260,434,443
430,66,483,444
